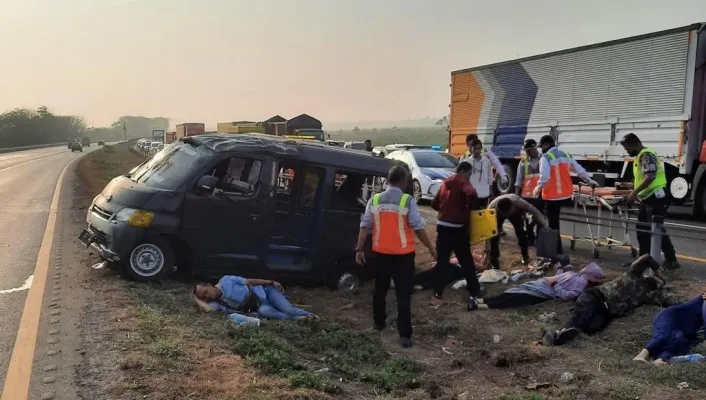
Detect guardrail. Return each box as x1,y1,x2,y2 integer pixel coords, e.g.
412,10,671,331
0,142,66,154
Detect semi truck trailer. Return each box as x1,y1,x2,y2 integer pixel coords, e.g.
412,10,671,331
449,23,706,217
175,123,206,141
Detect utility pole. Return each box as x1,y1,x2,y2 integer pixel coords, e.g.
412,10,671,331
123,121,127,142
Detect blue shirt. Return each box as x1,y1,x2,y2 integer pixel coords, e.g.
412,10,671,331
360,186,425,230
209,275,266,313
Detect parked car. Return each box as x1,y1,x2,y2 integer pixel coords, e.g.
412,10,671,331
386,148,458,201
98,140,105,146
70,142,83,152
343,141,366,151
78,133,410,290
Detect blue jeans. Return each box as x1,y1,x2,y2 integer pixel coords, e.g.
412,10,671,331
255,286,311,320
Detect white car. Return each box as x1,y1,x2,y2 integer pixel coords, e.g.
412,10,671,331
386,149,459,201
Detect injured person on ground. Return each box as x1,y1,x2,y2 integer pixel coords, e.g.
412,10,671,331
542,255,680,346
193,275,318,321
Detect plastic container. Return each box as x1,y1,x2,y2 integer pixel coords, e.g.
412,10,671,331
469,209,498,244
669,354,705,364
228,313,261,326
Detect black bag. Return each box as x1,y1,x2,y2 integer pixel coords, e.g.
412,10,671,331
536,228,559,259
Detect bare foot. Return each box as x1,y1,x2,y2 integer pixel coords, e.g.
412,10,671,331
633,349,650,363
652,359,667,366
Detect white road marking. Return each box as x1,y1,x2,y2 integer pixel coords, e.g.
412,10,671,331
0,275,33,295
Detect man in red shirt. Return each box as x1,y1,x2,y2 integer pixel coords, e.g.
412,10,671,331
431,161,483,310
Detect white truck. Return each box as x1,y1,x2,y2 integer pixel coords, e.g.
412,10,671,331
448,23,706,217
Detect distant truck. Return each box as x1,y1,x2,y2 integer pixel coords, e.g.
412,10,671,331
216,121,265,134
165,131,177,144
283,114,325,142
152,129,165,142
175,123,205,141
81,137,91,147
448,23,706,217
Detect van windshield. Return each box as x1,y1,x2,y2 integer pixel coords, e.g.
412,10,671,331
130,143,207,190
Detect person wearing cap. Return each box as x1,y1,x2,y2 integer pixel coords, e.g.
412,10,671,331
462,134,508,188
515,139,543,245
533,135,596,255
619,133,680,270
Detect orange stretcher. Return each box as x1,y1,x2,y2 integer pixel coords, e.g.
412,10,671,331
569,183,637,258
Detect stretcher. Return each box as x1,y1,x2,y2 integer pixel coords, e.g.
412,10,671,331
569,183,638,258
469,209,498,244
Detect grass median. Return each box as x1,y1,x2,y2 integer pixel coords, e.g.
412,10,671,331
74,144,706,400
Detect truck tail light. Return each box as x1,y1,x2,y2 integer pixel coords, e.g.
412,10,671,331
701,141,706,163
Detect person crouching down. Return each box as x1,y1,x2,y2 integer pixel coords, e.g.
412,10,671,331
355,165,436,348
488,194,547,269
431,161,483,310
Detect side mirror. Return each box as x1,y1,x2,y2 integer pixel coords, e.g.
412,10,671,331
196,175,219,193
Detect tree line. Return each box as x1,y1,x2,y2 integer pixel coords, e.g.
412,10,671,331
0,106,170,148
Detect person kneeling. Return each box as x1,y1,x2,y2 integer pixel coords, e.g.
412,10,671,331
193,275,316,321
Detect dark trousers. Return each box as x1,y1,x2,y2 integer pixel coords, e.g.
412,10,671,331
433,225,481,298
523,198,544,244
484,292,547,309
545,199,564,254
373,252,415,339
489,212,529,269
564,288,612,336
636,195,677,262
414,264,463,290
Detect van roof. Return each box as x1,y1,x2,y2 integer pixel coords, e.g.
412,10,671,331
187,133,396,174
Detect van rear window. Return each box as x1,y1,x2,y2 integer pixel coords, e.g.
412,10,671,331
130,143,207,190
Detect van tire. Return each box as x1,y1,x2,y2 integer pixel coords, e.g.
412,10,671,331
123,238,174,282
329,269,360,292
494,163,515,195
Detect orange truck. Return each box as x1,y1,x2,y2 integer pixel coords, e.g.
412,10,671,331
175,123,206,141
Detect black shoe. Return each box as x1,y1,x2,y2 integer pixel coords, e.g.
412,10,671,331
541,328,556,346
399,337,413,348
553,327,580,346
373,323,386,331
468,297,479,311
662,260,681,271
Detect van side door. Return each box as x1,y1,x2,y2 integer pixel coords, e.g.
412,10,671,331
267,162,326,273
181,156,267,277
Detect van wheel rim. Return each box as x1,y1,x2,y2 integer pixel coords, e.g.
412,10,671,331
130,244,164,277
413,182,422,201
338,273,357,291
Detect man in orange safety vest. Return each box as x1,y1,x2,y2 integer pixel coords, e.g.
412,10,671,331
514,139,543,245
533,135,596,255
355,166,436,348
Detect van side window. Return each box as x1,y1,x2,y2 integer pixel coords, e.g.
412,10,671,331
332,171,387,211
276,164,296,211
211,157,261,195
298,168,323,211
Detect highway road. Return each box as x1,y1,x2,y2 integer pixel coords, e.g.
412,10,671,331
0,145,93,389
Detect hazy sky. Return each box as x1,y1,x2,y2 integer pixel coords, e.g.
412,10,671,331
1,0,705,128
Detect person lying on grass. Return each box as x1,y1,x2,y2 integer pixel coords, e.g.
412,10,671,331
193,276,318,321
542,254,679,346
469,263,605,310
633,292,705,365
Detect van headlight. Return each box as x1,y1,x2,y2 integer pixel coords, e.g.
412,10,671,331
115,208,155,228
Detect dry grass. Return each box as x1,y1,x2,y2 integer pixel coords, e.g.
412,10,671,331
74,145,706,399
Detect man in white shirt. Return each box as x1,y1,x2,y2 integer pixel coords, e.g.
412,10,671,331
467,138,493,209
461,134,508,188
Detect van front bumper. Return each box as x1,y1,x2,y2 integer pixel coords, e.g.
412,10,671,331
79,208,145,264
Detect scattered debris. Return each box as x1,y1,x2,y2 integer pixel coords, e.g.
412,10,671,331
315,367,329,373
91,261,107,270
442,347,454,355
525,381,551,390
338,303,355,311
677,382,689,390
457,391,471,400
560,372,575,382
538,312,557,324
493,334,502,344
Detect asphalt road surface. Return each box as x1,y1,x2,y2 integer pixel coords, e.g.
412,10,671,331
0,145,95,388
418,203,706,263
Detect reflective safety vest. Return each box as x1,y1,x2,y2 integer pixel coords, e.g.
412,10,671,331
541,148,574,201
520,156,540,198
370,193,415,255
633,147,667,200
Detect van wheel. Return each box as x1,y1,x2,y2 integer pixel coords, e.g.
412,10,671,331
494,163,515,195
412,180,422,202
329,269,360,292
123,238,174,281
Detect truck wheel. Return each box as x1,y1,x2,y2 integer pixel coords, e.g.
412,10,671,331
494,163,515,195
123,238,174,282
